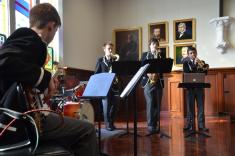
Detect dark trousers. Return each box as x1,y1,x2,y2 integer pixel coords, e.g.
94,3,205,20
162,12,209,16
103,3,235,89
144,83,163,129
186,88,205,128
41,113,97,156
102,90,118,126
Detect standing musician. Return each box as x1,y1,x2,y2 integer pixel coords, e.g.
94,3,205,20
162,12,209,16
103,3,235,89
183,47,209,132
94,42,119,131
0,3,97,156
140,38,165,134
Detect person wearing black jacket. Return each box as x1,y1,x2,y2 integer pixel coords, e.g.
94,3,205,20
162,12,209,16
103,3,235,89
0,3,97,156
183,47,209,132
140,38,165,134
94,42,119,131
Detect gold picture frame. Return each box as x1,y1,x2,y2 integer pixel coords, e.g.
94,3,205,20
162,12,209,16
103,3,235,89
173,18,196,43
174,43,196,66
113,27,142,61
148,21,169,44
159,45,169,58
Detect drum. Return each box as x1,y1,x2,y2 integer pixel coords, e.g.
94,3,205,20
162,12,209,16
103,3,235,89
73,83,86,97
63,100,94,124
64,83,86,100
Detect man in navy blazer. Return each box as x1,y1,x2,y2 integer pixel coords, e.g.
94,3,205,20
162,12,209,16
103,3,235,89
183,47,209,132
140,38,165,134
94,42,119,131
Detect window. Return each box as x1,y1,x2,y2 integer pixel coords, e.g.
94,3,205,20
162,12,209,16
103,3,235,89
0,0,9,38
15,0,36,29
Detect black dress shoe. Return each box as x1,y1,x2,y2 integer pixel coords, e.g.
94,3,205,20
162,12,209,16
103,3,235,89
199,127,209,132
184,125,196,132
106,126,114,131
183,125,191,131
105,123,116,131
148,126,160,134
183,124,195,131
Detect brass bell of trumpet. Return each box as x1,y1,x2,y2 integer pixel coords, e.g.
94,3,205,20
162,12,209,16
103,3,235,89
195,57,209,71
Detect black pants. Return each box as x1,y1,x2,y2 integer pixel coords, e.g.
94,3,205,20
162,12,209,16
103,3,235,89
186,88,205,128
102,90,119,126
144,83,163,129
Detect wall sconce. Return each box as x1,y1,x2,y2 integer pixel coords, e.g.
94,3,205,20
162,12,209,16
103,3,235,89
209,16,231,54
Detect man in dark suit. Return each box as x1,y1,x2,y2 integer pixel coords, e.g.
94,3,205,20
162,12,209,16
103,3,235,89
94,42,119,131
140,38,165,134
183,47,209,132
176,22,191,40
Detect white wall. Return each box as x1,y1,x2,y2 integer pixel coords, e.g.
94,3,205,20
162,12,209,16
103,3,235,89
103,0,235,69
62,0,235,70
63,0,104,70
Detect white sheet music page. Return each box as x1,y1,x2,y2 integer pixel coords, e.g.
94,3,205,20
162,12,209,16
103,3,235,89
120,64,150,98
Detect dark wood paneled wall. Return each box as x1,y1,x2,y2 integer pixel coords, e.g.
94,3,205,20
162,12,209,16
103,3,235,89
63,67,235,121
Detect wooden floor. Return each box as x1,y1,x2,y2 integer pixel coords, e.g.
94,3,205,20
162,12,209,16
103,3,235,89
100,116,235,156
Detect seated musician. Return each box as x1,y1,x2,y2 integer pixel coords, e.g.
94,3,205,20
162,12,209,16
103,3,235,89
183,47,209,132
0,3,97,156
140,38,165,134
94,42,119,131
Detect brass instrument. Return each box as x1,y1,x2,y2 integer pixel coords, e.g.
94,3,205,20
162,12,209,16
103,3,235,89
195,58,209,71
148,73,158,85
109,53,120,87
111,53,120,61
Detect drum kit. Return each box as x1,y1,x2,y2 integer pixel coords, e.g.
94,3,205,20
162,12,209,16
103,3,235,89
50,81,95,124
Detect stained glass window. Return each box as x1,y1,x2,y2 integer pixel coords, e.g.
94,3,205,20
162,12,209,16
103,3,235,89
15,0,36,29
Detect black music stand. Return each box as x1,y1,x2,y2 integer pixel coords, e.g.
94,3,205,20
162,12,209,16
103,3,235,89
142,58,173,138
120,64,150,156
81,73,116,156
178,82,211,138
112,61,141,136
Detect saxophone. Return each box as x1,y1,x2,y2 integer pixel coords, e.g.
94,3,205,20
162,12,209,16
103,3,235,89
109,53,120,92
148,73,158,85
111,53,120,61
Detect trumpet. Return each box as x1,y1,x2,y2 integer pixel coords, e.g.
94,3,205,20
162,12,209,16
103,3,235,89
195,58,209,71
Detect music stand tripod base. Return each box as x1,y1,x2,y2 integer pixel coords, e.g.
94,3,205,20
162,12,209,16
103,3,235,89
119,98,141,138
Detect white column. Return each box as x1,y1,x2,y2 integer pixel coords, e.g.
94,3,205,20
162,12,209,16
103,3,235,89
209,16,231,53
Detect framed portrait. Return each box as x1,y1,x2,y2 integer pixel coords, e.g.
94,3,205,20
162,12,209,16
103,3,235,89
45,47,54,70
173,18,196,43
113,27,142,61
148,21,169,44
159,45,169,58
174,43,196,66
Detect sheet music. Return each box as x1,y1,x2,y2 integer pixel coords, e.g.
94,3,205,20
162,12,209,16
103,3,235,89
82,73,115,98
120,64,150,98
